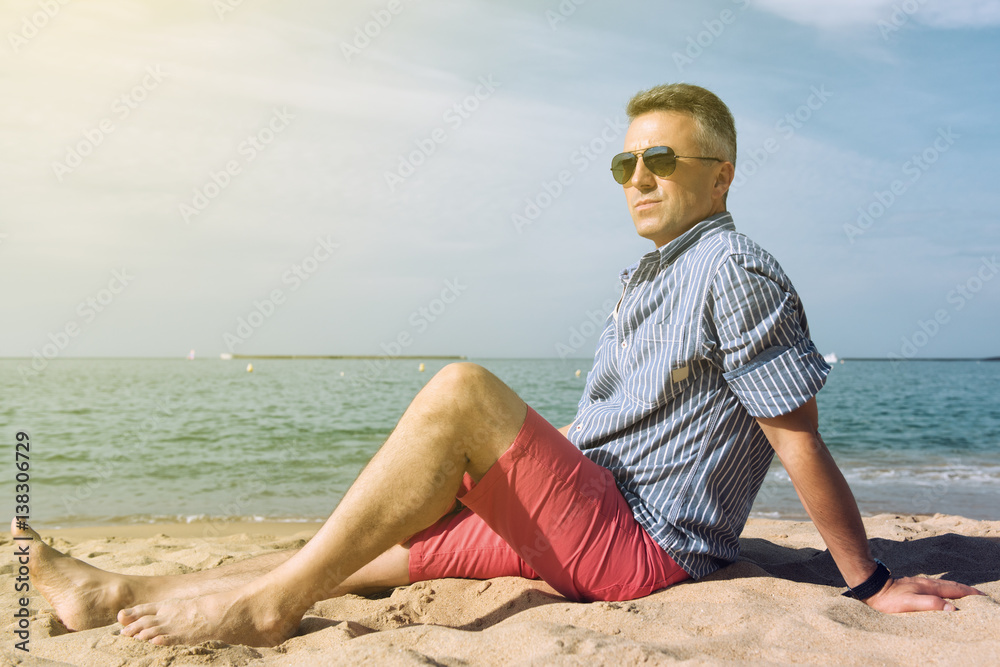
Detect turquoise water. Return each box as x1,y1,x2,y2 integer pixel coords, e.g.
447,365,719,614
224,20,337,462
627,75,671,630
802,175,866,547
2,358,998,526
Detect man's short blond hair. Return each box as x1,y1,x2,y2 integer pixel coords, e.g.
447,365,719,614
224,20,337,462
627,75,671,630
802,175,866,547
626,83,737,167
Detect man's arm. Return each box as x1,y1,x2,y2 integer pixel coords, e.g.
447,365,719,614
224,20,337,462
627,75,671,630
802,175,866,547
756,397,984,612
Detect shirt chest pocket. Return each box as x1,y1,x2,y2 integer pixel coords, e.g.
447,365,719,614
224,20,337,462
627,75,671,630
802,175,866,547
622,323,694,409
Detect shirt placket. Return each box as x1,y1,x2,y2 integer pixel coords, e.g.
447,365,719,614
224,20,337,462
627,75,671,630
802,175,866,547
616,261,655,357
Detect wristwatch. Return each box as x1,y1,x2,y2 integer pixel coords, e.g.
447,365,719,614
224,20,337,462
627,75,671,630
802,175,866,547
842,559,892,600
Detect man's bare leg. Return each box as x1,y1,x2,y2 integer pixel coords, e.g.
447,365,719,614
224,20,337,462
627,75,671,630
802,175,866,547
117,362,526,646
147,542,411,598
13,520,410,630
139,542,411,599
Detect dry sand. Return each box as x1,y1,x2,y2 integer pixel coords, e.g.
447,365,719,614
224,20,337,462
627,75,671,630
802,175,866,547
3,514,998,666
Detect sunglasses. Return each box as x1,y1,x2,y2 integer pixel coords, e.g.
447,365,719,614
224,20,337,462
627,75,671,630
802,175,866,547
610,146,723,184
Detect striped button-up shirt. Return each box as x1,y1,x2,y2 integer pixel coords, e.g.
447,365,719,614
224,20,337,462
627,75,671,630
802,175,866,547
568,212,830,579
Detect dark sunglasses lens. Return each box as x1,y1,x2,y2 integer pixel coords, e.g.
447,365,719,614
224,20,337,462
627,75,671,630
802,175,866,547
641,147,677,178
611,153,636,184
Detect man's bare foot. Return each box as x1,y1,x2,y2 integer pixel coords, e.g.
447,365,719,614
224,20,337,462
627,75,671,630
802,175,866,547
118,584,299,647
11,518,134,630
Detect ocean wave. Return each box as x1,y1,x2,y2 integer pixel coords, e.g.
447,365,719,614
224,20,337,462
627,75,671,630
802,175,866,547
43,513,327,528
767,464,1000,485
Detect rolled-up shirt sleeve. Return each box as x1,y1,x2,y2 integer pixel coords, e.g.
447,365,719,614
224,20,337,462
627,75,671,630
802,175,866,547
705,253,830,418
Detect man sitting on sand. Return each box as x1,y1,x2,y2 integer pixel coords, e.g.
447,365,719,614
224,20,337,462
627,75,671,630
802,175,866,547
17,83,983,647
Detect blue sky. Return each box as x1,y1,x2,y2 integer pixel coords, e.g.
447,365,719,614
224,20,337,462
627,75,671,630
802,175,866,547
2,0,998,364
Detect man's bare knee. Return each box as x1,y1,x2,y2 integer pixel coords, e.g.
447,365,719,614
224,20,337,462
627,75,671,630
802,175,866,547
429,362,494,392
422,362,526,476
431,362,523,422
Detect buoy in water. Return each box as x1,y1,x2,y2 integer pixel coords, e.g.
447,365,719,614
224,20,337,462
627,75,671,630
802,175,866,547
575,369,581,377
246,363,254,373
418,363,426,372
340,371,345,376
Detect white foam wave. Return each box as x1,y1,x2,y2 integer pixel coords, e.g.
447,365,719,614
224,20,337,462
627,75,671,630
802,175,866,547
768,464,1000,485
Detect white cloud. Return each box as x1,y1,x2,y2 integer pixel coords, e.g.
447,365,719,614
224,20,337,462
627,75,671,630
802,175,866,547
752,0,1000,29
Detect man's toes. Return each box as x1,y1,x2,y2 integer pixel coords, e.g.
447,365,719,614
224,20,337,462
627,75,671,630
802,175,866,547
133,625,167,642
120,613,160,637
149,634,178,646
118,604,155,626
10,518,40,541
122,620,158,639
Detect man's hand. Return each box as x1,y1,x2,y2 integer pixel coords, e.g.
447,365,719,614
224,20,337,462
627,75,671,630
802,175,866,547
756,398,987,613
863,576,984,613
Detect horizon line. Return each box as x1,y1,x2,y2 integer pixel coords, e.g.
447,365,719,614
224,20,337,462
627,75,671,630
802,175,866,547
1,355,997,362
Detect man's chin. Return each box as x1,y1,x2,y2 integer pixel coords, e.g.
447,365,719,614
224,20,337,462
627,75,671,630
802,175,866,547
632,219,696,249
632,219,667,244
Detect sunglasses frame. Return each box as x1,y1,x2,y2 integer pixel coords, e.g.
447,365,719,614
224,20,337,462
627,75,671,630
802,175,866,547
611,146,723,184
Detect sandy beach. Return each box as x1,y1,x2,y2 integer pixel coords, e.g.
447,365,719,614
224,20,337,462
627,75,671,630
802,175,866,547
3,514,998,666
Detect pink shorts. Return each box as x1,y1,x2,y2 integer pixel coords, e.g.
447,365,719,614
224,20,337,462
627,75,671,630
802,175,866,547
408,406,690,601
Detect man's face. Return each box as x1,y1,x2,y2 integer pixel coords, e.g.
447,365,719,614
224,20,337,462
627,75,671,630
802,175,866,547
620,111,734,248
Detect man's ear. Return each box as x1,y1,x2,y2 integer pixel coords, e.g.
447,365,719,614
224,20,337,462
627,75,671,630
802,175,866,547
714,162,735,200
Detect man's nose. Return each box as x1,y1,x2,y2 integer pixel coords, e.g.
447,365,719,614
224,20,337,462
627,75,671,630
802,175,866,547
629,155,656,190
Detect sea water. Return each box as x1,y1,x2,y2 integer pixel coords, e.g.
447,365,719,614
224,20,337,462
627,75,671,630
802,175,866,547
2,358,997,527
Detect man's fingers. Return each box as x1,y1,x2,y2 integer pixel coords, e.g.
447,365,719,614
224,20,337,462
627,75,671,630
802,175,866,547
900,576,984,600
866,576,987,613
869,589,955,613
931,580,985,599
898,594,956,613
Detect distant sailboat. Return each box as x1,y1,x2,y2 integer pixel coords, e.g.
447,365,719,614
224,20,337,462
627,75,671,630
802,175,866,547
823,352,838,364
187,349,196,361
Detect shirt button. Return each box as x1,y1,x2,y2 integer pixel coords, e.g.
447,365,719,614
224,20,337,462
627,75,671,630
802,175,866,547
621,340,627,348
575,424,582,431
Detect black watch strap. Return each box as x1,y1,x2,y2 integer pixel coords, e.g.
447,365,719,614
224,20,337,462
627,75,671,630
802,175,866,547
842,559,892,600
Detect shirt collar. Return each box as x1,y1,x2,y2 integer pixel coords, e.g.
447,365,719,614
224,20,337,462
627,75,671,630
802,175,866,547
658,212,735,268
619,212,735,285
